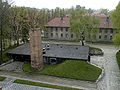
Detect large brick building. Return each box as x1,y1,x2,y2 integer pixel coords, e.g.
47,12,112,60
44,14,117,42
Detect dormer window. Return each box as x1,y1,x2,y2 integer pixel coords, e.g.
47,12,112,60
106,17,109,23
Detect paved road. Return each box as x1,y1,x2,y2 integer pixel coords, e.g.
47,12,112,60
0,71,97,90
89,44,120,90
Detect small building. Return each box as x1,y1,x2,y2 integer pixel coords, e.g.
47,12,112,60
7,43,90,65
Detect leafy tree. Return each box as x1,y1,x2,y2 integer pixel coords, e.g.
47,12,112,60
111,2,120,47
10,6,22,45
111,2,120,30
0,0,11,63
112,33,120,47
70,8,99,45
98,8,109,15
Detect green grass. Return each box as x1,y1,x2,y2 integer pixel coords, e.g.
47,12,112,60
14,79,80,90
23,60,102,82
116,51,120,69
0,76,6,81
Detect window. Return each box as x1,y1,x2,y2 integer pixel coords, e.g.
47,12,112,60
104,35,107,39
66,34,68,38
106,17,109,22
56,33,58,37
51,33,53,37
61,33,63,37
66,28,68,32
46,33,48,37
110,36,112,40
110,30,113,33
105,30,108,33
71,34,73,38
99,35,101,39
61,28,63,32
56,27,58,32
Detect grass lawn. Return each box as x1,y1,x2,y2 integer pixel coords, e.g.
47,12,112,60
23,60,102,82
0,76,6,81
116,51,120,69
14,79,80,90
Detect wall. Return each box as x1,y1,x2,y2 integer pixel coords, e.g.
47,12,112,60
44,27,76,40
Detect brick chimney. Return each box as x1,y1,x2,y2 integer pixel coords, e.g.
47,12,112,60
29,29,43,69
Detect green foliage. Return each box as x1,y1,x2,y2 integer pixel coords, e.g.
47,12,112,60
23,63,38,74
116,52,120,69
112,33,120,47
111,2,120,30
23,60,102,82
111,2,120,47
14,79,80,90
0,76,6,81
90,47,103,55
70,8,99,42
98,8,109,15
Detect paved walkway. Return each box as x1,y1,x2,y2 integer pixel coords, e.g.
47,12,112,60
89,44,120,90
0,61,24,72
0,77,57,90
0,71,97,90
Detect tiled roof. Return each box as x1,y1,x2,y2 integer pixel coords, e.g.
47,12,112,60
93,14,113,28
46,16,70,27
46,14,113,29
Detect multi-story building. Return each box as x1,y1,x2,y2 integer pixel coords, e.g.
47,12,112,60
44,16,76,40
44,14,117,42
94,14,117,42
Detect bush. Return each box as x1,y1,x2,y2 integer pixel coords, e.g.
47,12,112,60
90,47,103,56
116,52,120,69
0,76,6,81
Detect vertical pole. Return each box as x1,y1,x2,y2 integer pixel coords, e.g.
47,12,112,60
0,16,3,64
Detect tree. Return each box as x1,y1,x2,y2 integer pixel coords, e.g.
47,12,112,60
112,33,120,47
70,8,99,45
111,2,120,30
98,8,109,15
0,0,11,63
111,2,120,47
10,6,22,45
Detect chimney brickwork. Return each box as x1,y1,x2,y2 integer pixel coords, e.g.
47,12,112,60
29,29,43,69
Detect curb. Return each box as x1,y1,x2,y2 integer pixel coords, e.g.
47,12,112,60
0,59,13,67
87,62,105,83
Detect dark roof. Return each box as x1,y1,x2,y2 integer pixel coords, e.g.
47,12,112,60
8,43,89,60
46,14,114,29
